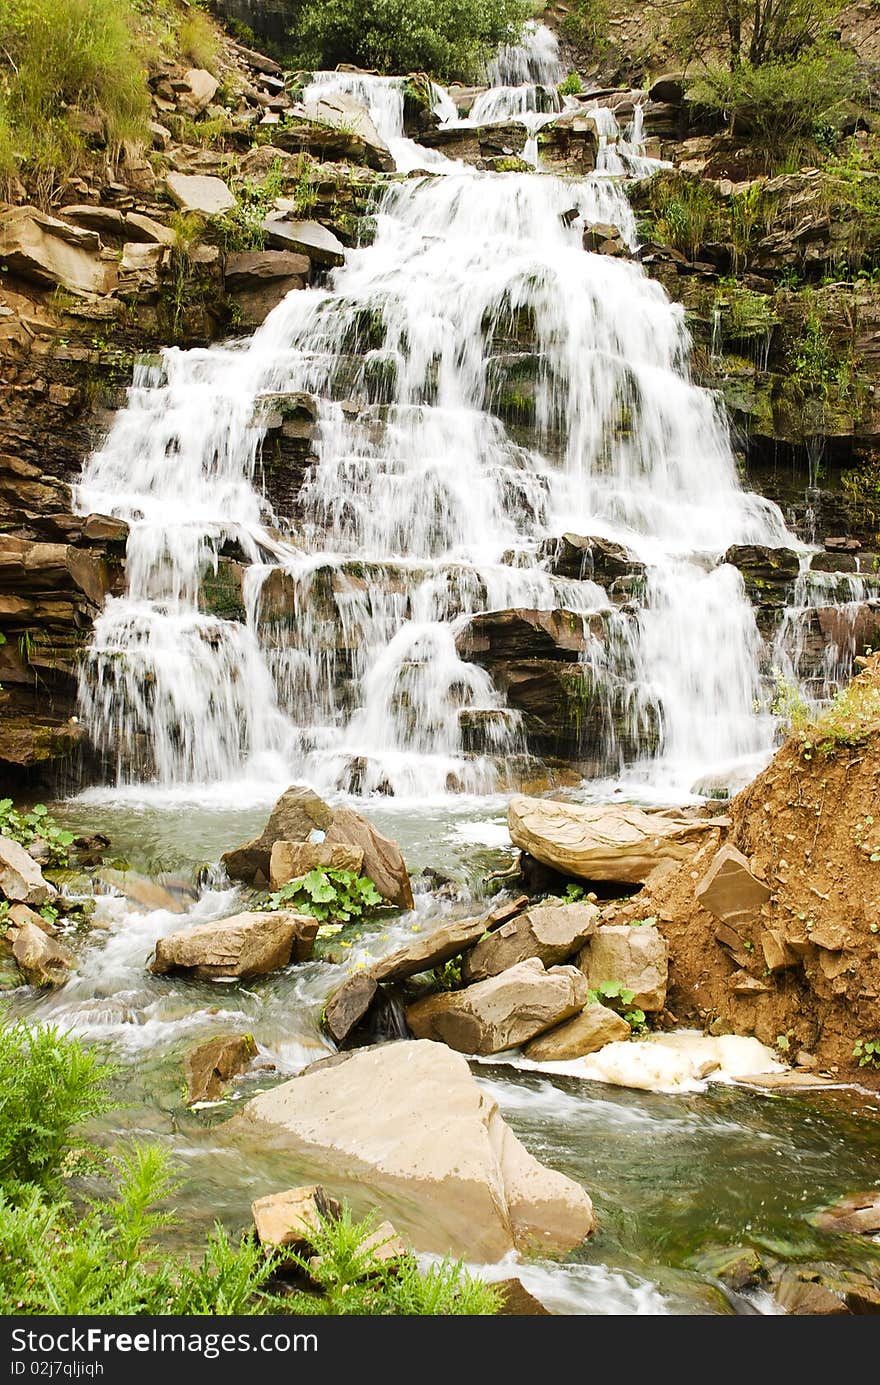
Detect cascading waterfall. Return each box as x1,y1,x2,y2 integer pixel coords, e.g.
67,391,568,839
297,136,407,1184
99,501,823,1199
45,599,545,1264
487,19,566,87
76,42,831,801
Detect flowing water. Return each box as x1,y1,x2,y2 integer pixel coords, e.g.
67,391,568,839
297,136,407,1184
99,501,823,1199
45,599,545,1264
18,23,880,1315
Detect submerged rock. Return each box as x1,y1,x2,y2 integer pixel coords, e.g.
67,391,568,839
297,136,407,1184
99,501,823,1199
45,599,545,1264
406,957,589,1055
185,1032,258,1104
0,836,57,906
323,972,380,1046
236,1040,595,1259
151,910,317,980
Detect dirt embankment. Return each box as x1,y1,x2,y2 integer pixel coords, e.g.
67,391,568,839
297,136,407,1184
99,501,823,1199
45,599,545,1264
603,656,880,1074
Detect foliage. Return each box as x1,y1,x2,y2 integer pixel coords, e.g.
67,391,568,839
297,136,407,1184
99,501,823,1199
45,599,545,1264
214,157,314,252
161,210,206,339
767,666,811,732
0,0,151,194
820,139,880,273
646,172,719,260
560,0,609,56
853,1037,880,1068
841,449,880,524
558,72,583,97
672,0,845,73
0,1017,115,1200
688,46,862,162
587,979,645,1032
563,882,586,901
261,868,385,924
290,0,531,83
282,1206,501,1315
177,4,219,73
0,798,74,867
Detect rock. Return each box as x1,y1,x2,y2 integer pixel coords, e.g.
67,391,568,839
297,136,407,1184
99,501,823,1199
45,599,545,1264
539,533,645,588
165,173,236,216
181,68,219,114
814,1193,880,1236
523,1001,630,1061
97,869,187,913
0,206,116,296
185,1033,258,1104
150,910,316,979
722,544,800,609
221,785,334,882
11,921,73,987
224,249,310,287
351,1219,407,1269
649,74,685,104
326,807,413,910
236,1040,595,1259
125,211,176,246
262,217,345,266
774,1267,850,1315
695,843,771,925
508,795,726,884
251,1185,342,1251
760,927,798,972
494,1278,553,1315
269,841,363,890
455,608,590,664
6,902,55,934
0,837,57,906
373,913,498,983
406,957,589,1055
302,91,395,172
690,1245,764,1291
578,924,668,1012
323,972,379,1045
61,204,125,235
462,902,599,983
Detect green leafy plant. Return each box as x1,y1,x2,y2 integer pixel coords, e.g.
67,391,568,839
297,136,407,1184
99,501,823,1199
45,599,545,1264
262,868,385,924
589,979,636,1006
563,882,586,902
0,799,75,867
558,72,583,97
561,0,610,56
853,1037,880,1068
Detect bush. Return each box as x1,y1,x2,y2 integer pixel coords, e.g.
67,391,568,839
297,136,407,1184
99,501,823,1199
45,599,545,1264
0,798,75,867
178,5,219,73
290,0,531,82
560,0,609,57
673,0,845,71
688,46,863,162
261,868,385,924
0,0,150,192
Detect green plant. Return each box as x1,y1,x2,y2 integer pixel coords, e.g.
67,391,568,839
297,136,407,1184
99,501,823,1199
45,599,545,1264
0,1017,115,1200
853,1038,880,1068
560,0,609,56
0,799,75,867
216,158,299,252
261,869,385,924
563,882,586,902
673,0,846,73
589,979,636,1006
766,666,811,733
290,0,531,83
558,72,583,97
841,449,880,524
646,172,720,260
177,4,219,74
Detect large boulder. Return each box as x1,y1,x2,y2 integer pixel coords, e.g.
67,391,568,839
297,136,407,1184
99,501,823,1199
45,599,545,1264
0,206,116,296
462,901,598,983
269,841,363,890
539,534,646,592
301,92,395,172
235,1040,595,1259
11,921,73,987
406,957,589,1055
523,1002,631,1061
150,910,316,980
508,795,726,884
221,785,334,882
165,173,236,216
695,843,771,925
578,924,668,1012
0,837,56,906
326,807,413,910
262,217,346,266
180,68,219,114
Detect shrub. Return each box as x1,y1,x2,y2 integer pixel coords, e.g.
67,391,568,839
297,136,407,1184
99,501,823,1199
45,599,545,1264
0,1018,115,1200
0,799,74,867
645,171,720,259
560,0,610,57
0,0,150,194
177,5,220,74
558,71,583,96
672,0,845,72
290,0,531,82
261,868,385,924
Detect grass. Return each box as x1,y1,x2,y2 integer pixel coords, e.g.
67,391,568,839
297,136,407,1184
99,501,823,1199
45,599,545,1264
177,4,219,73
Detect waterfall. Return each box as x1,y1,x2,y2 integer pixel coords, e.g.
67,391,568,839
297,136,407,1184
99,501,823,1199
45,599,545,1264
487,21,566,88
75,59,815,801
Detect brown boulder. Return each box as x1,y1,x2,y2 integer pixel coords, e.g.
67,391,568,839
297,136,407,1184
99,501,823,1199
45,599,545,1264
814,1193,880,1236
373,913,494,983
523,1002,630,1061
184,1033,258,1104
0,206,116,296
322,972,380,1045
150,910,316,979
0,837,57,906
269,841,363,890
252,1185,342,1251
221,785,334,882
695,843,771,925
406,957,589,1055
11,921,74,987
326,806,413,910
578,924,668,1012
462,901,598,982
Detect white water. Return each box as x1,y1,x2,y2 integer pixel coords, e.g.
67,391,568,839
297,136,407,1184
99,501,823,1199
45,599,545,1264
76,41,838,803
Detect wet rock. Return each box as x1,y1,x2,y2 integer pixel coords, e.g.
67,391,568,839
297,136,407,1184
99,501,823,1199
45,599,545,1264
695,844,771,925
221,785,334,882
185,1032,258,1104
301,91,395,173
722,544,800,609
814,1192,880,1236
0,206,117,296
165,173,236,216
11,920,73,987
462,901,599,983
269,841,363,890
494,1278,553,1315
98,869,187,914
455,608,590,664
251,1185,342,1251
523,1001,630,1061
326,806,413,910
538,534,645,588
262,217,345,266
373,913,495,983
150,910,316,979
237,1039,595,1259
323,972,379,1046
578,924,668,1012
0,836,57,906
508,795,726,884
6,902,55,934
406,957,589,1055
690,1245,765,1292
774,1266,850,1315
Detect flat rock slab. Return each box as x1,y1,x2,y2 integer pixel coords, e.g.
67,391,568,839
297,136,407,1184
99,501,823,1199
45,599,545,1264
578,923,668,1012
0,207,117,296
406,956,589,1055
236,1039,595,1260
524,1001,630,1062
695,843,771,924
373,914,492,983
269,840,363,890
185,1032,258,1104
462,901,598,982
508,795,727,884
262,217,345,266
224,249,311,287
151,910,316,979
0,836,56,906
166,173,236,216
814,1193,880,1236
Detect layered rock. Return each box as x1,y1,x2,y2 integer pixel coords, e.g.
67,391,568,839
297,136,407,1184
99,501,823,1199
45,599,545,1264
577,924,669,1012
150,910,316,979
523,1002,631,1061
235,1040,595,1258
461,901,599,982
